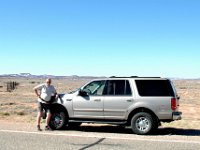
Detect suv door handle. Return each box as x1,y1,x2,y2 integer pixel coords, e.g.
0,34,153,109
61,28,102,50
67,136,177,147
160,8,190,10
66,99,72,101
126,99,134,102
94,99,101,102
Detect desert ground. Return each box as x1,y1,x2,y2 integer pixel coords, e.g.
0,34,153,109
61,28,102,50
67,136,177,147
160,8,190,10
0,77,200,129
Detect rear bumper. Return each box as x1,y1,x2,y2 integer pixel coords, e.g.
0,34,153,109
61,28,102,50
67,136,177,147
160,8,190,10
172,112,182,120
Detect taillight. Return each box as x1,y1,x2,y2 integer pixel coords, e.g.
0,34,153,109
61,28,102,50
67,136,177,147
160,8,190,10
171,98,177,110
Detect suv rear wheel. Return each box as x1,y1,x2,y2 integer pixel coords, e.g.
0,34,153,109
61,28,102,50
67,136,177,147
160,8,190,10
131,112,154,135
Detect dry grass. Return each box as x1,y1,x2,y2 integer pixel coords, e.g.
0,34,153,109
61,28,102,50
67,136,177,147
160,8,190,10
0,78,200,129
161,79,200,129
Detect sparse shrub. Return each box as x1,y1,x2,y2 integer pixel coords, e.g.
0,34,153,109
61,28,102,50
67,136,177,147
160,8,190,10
180,87,187,89
0,112,10,116
16,111,26,116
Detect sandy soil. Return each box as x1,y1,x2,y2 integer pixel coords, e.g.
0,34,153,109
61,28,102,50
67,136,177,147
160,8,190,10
0,78,200,129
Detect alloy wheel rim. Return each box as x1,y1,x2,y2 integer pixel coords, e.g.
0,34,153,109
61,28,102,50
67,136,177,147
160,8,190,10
52,113,63,128
135,117,150,132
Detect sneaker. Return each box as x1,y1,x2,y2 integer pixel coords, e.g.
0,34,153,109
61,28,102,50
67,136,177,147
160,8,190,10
45,125,53,131
37,125,42,131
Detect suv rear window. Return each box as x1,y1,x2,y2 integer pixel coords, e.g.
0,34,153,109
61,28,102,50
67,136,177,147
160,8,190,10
135,80,175,96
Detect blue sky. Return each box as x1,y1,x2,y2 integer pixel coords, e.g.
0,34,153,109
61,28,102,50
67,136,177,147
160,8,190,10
0,0,200,78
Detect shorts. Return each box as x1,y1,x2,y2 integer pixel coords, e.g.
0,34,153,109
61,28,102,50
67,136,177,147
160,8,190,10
38,102,52,114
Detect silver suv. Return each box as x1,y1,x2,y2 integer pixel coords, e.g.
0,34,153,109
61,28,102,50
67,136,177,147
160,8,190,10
49,76,182,135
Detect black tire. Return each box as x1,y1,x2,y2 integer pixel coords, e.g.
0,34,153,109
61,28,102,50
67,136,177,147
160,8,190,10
131,112,154,135
49,111,67,130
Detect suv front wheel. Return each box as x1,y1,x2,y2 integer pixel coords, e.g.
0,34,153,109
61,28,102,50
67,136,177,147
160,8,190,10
49,111,67,130
131,112,154,135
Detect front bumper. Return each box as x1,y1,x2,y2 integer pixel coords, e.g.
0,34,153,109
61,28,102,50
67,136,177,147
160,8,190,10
172,112,182,120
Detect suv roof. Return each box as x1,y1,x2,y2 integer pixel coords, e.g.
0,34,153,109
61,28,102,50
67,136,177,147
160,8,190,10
109,76,161,78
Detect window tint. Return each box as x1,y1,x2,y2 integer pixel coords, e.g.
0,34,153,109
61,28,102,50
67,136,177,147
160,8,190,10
103,80,132,96
83,80,105,96
135,80,175,96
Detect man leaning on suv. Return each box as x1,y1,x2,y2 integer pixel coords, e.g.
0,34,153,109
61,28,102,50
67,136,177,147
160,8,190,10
34,78,58,131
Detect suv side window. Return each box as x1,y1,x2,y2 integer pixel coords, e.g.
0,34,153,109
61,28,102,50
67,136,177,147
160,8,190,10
82,80,106,96
135,80,175,96
103,80,132,96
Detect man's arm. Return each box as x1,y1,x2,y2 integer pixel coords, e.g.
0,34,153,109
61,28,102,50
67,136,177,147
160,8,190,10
34,88,40,98
33,84,43,98
53,86,58,98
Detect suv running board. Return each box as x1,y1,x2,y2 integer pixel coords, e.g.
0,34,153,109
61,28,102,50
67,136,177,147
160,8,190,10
69,120,127,125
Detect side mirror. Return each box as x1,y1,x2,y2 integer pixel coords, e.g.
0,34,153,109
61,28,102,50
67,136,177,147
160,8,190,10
79,89,89,96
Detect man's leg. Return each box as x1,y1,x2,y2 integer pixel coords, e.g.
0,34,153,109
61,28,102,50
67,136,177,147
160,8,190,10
46,112,52,127
45,104,53,130
37,102,43,131
37,112,42,131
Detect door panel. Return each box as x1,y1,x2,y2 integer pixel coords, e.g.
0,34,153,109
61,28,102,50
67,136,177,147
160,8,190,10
103,80,133,119
103,96,134,119
72,80,106,119
73,95,104,118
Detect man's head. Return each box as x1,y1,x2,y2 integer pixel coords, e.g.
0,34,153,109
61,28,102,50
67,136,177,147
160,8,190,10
46,78,52,86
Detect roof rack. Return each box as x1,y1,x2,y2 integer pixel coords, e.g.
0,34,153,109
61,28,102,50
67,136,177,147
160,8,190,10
109,76,161,78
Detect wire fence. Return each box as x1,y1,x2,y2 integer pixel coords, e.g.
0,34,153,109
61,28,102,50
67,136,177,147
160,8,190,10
6,81,19,92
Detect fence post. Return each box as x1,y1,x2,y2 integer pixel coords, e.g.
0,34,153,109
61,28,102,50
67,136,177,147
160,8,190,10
6,81,18,92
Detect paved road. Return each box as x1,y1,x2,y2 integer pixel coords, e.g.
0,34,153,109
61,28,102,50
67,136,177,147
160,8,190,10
0,123,200,150
0,129,200,150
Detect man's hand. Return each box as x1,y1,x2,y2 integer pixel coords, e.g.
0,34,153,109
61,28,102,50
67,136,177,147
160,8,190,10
55,94,59,99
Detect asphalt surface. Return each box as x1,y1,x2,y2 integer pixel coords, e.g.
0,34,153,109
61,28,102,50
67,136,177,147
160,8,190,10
0,122,200,150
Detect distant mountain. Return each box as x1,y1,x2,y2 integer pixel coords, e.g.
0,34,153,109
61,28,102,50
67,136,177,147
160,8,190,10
1,73,194,80
0,73,102,79
0,73,51,78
